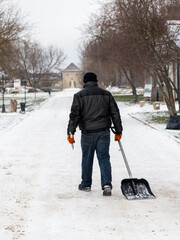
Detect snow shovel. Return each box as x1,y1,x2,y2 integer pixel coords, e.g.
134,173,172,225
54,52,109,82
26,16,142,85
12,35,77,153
118,140,156,200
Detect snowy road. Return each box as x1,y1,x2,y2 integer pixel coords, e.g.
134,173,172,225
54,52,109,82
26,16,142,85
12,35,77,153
0,91,180,240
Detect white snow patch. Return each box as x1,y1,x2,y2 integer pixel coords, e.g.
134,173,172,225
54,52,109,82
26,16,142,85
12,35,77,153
58,88,82,97
106,86,144,95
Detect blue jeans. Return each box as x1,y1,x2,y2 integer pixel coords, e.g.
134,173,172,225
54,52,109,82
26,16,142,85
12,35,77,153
81,130,112,190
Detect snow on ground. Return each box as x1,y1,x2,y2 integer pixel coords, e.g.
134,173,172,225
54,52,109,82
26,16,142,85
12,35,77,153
0,89,180,240
125,101,180,141
106,86,144,95
0,92,49,135
0,92,49,110
58,88,81,97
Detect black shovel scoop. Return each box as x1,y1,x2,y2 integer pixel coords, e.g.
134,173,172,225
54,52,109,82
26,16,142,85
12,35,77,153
118,140,156,200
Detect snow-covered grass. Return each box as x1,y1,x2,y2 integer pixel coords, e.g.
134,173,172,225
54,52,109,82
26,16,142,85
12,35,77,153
107,86,144,95
114,94,144,102
125,101,180,141
0,92,49,112
0,92,49,135
108,86,180,140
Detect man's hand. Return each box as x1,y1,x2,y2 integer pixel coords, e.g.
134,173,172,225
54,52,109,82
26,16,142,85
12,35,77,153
67,134,75,144
114,134,122,141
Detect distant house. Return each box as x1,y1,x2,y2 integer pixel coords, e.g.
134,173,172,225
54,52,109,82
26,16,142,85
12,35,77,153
62,63,83,88
6,79,21,93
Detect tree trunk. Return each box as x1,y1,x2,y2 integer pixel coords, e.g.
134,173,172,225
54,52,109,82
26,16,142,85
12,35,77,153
122,67,138,103
153,71,177,116
130,71,138,103
166,82,177,116
159,76,177,116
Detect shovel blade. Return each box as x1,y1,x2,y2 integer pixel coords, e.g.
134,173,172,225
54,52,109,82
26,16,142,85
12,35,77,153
121,178,156,200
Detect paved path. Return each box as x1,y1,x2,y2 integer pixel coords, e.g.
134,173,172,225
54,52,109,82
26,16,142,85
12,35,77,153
0,93,180,240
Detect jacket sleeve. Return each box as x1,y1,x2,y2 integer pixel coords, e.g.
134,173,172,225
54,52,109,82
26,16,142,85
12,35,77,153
67,94,81,135
109,94,123,134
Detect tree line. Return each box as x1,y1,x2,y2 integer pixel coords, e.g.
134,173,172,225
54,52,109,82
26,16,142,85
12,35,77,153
80,0,180,116
0,0,66,88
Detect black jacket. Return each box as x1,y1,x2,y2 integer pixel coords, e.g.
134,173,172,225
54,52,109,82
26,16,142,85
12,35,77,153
67,81,123,134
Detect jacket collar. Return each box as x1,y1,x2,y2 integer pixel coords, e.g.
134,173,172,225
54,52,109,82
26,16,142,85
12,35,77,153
83,81,98,88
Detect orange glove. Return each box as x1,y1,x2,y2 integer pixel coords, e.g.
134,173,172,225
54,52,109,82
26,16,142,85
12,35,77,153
114,134,122,141
67,135,75,144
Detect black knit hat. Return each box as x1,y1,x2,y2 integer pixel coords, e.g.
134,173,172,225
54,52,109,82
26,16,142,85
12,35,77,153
83,72,97,83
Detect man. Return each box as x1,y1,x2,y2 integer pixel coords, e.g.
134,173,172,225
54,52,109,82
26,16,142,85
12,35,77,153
67,72,123,196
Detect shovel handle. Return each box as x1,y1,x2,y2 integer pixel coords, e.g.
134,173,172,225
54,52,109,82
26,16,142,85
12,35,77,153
118,140,133,178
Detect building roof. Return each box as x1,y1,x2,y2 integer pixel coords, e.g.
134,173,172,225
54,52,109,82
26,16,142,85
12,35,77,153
63,63,82,72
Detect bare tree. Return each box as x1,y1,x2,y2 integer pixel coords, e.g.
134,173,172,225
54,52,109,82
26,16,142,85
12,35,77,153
16,40,66,87
0,0,28,71
81,0,180,113
80,1,145,102
0,0,32,84
114,0,180,115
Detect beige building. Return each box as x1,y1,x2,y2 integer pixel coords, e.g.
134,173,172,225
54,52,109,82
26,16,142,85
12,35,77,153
62,63,83,88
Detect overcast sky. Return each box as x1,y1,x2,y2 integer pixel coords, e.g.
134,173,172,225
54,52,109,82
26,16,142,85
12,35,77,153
12,0,100,68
